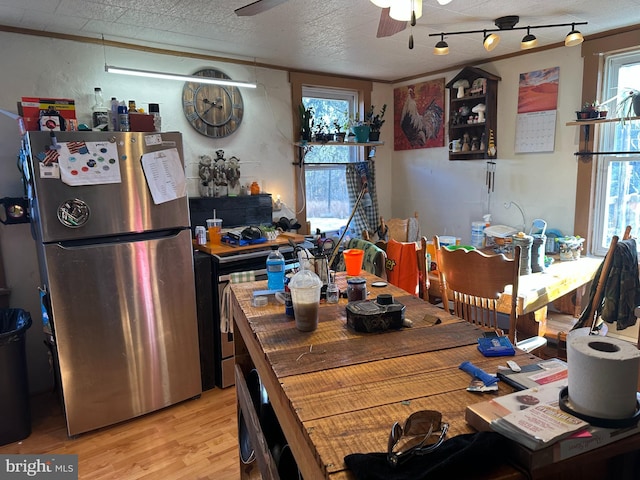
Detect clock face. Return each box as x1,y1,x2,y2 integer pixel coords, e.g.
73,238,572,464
182,68,244,138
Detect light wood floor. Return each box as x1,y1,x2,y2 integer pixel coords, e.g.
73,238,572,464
0,387,241,479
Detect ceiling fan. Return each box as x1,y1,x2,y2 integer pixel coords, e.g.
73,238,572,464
234,0,406,38
234,0,288,16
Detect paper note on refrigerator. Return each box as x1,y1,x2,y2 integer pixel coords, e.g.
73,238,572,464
57,141,122,186
141,148,187,204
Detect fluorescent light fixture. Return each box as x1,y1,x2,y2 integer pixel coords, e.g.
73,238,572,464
565,23,584,47
521,28,538,49
105,65,257,88
389,0,423,22
370,0,392,7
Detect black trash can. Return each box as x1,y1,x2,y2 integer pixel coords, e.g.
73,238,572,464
0,308,32,446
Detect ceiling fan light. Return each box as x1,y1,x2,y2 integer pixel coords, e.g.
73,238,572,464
483,32,500,52
389,0,423,22
565,25,584,47
521,29,538,50
434,40,449,55
370,0,392,7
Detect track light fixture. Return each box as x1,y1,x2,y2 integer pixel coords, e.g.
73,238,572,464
429,16,587,55
521,27,538,50
565,23,584,47
433,33,449,55
483,30,500,52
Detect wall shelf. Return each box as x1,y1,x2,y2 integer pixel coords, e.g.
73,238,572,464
567,116,640,159
446,66,501,161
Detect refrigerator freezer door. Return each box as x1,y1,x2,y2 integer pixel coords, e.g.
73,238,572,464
25,131,189,243
44,229,201,435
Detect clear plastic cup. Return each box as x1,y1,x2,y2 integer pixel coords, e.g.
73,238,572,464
206,218,223,244
288,270,322,332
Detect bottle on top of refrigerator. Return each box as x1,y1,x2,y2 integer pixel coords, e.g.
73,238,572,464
266,245,285,290
118,103,130,132
91,87,109,130
149,103,161,132
109,97,119,131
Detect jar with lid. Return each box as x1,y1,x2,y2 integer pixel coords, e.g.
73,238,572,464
326,271,339,304
346,277,367,302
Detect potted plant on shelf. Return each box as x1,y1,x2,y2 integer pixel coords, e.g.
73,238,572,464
365,104,387,142
298,104,314,141
333,120,346,142
576,101,599,120
313,119,330,143
615,89,640,122
350,112,370,143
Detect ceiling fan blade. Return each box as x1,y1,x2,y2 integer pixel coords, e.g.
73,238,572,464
376,7,407,38
235,0,289,16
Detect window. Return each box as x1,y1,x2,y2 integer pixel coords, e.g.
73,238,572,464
302,87,361,233
592,51,640,255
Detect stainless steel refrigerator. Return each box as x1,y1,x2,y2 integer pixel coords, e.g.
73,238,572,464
21,130,201,436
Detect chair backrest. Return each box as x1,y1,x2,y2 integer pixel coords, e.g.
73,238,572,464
364,212,420,244
384,239,420,295
435,235,521,343
417,237,429,301
335,238,387,278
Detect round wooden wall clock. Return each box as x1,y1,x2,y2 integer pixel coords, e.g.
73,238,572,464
182,68,244,138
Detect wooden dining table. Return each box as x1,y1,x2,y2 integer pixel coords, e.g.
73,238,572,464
230,270,639,480
495,255,602,338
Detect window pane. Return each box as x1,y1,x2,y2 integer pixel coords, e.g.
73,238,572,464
302,89,358,233
593,52,640,254
598,159,640,249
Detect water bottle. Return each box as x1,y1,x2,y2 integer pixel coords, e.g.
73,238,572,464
149,103,161,132
266,245,285,290
91,87,109,130
118,104,130,132
109,97,119,131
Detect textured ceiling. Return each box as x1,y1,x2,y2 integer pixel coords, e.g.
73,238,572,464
0,0,638,81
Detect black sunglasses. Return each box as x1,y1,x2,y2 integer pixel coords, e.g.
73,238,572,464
386,410,450,467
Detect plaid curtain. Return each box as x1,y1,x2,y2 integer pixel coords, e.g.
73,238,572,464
346,159,379,238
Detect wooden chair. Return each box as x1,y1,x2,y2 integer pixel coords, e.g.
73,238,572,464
434,235,547,353
334,238,387,278
417,238,429,301
363,211,420,246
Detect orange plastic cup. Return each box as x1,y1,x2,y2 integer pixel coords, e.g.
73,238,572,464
343,249,364,276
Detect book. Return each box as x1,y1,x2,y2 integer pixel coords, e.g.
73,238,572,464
497,359,568,390
465,381,640,470
491,403,589,451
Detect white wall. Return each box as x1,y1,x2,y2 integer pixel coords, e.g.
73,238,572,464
0,30,582,393
0,31,377,393
390,47,584,243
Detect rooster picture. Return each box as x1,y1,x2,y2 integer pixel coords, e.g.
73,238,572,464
394,80,445,150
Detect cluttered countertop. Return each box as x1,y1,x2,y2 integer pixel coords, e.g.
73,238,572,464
193,231,306,257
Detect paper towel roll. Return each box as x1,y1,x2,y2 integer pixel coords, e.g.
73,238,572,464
567,334,640,420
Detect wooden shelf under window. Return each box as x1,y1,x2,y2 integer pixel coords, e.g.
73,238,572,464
567,116,640,158
565,116,640,126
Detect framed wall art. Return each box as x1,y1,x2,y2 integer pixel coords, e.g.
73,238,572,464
393,78,445,151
